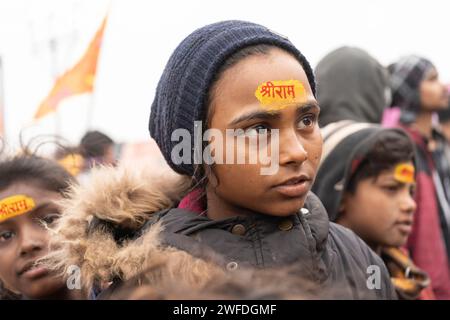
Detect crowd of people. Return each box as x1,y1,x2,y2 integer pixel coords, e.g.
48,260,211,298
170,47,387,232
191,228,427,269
1,20,450,300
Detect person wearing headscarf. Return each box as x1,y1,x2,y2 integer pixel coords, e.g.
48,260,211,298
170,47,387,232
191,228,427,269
315,46,390,127
313,122,434,299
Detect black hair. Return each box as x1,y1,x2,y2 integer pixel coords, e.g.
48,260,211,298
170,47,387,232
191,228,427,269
79,130,114,158
346,130,415,194
0,154,76,195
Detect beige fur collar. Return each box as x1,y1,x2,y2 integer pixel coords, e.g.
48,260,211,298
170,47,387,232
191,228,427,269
41,165,221,293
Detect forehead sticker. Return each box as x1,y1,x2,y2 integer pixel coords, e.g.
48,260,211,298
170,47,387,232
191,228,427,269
0,195,36,223
255,80,307,111
394,163,415,184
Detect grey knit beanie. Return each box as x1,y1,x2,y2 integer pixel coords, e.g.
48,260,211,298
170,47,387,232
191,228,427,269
388,55,435,124
149,20,316,176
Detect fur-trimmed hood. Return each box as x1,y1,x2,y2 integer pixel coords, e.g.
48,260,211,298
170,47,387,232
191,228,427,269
42,165,223,294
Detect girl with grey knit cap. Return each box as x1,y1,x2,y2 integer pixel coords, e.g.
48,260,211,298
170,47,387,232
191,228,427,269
147,20,397,299
44,20,396,299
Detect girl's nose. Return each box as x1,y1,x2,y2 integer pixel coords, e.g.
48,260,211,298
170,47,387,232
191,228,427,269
279,130,308,166
400,192,417,215
18,225,45,258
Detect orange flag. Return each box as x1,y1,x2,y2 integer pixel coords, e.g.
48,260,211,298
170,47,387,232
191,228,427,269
34,16,107,120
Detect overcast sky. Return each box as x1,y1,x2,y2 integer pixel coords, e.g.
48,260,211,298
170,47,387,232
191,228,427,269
1,0,449,151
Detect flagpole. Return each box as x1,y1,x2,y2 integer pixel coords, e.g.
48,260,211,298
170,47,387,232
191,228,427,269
49,31,62,137
86,92,95,131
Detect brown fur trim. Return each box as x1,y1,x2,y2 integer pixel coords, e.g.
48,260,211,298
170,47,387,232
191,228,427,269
39,165,192,293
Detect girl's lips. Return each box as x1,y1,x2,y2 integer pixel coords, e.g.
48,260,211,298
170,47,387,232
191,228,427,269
20,265,49,280
395,223,413,235
274,179,311,198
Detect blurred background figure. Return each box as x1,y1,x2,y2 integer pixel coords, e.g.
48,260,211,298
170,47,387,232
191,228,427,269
437,87,450,143
79,130,117,167
77,130,118,184
313,124,433,299
436,88,450,229
315,46,390,127
53,146,84,177
386,55,450,299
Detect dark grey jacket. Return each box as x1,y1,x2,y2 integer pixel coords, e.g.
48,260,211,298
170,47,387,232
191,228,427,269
142,192,396,299
47,167,396,300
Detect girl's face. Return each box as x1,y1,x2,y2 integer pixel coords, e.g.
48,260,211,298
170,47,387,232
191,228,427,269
420,68,448,111
339,163,417,250
206,48,322,219
0,181,65,299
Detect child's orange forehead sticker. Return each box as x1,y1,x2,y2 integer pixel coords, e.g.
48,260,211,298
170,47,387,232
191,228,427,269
0,195,36,223
394,163,415,184
255,80,307,111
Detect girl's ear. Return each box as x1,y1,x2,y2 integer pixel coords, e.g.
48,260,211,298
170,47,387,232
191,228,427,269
203,164,219,189
339,201,346,214
337,193,355,228
337,194,348,220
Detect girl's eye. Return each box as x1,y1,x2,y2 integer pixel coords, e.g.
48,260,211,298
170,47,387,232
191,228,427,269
0,231,15,243
245,124,271,136
298,114,317,130
382,185,400,193
39,213,60,226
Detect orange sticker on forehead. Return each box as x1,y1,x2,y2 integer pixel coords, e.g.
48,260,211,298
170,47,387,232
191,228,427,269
255,80,307,111
394,163,415,184
0,195,36,223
